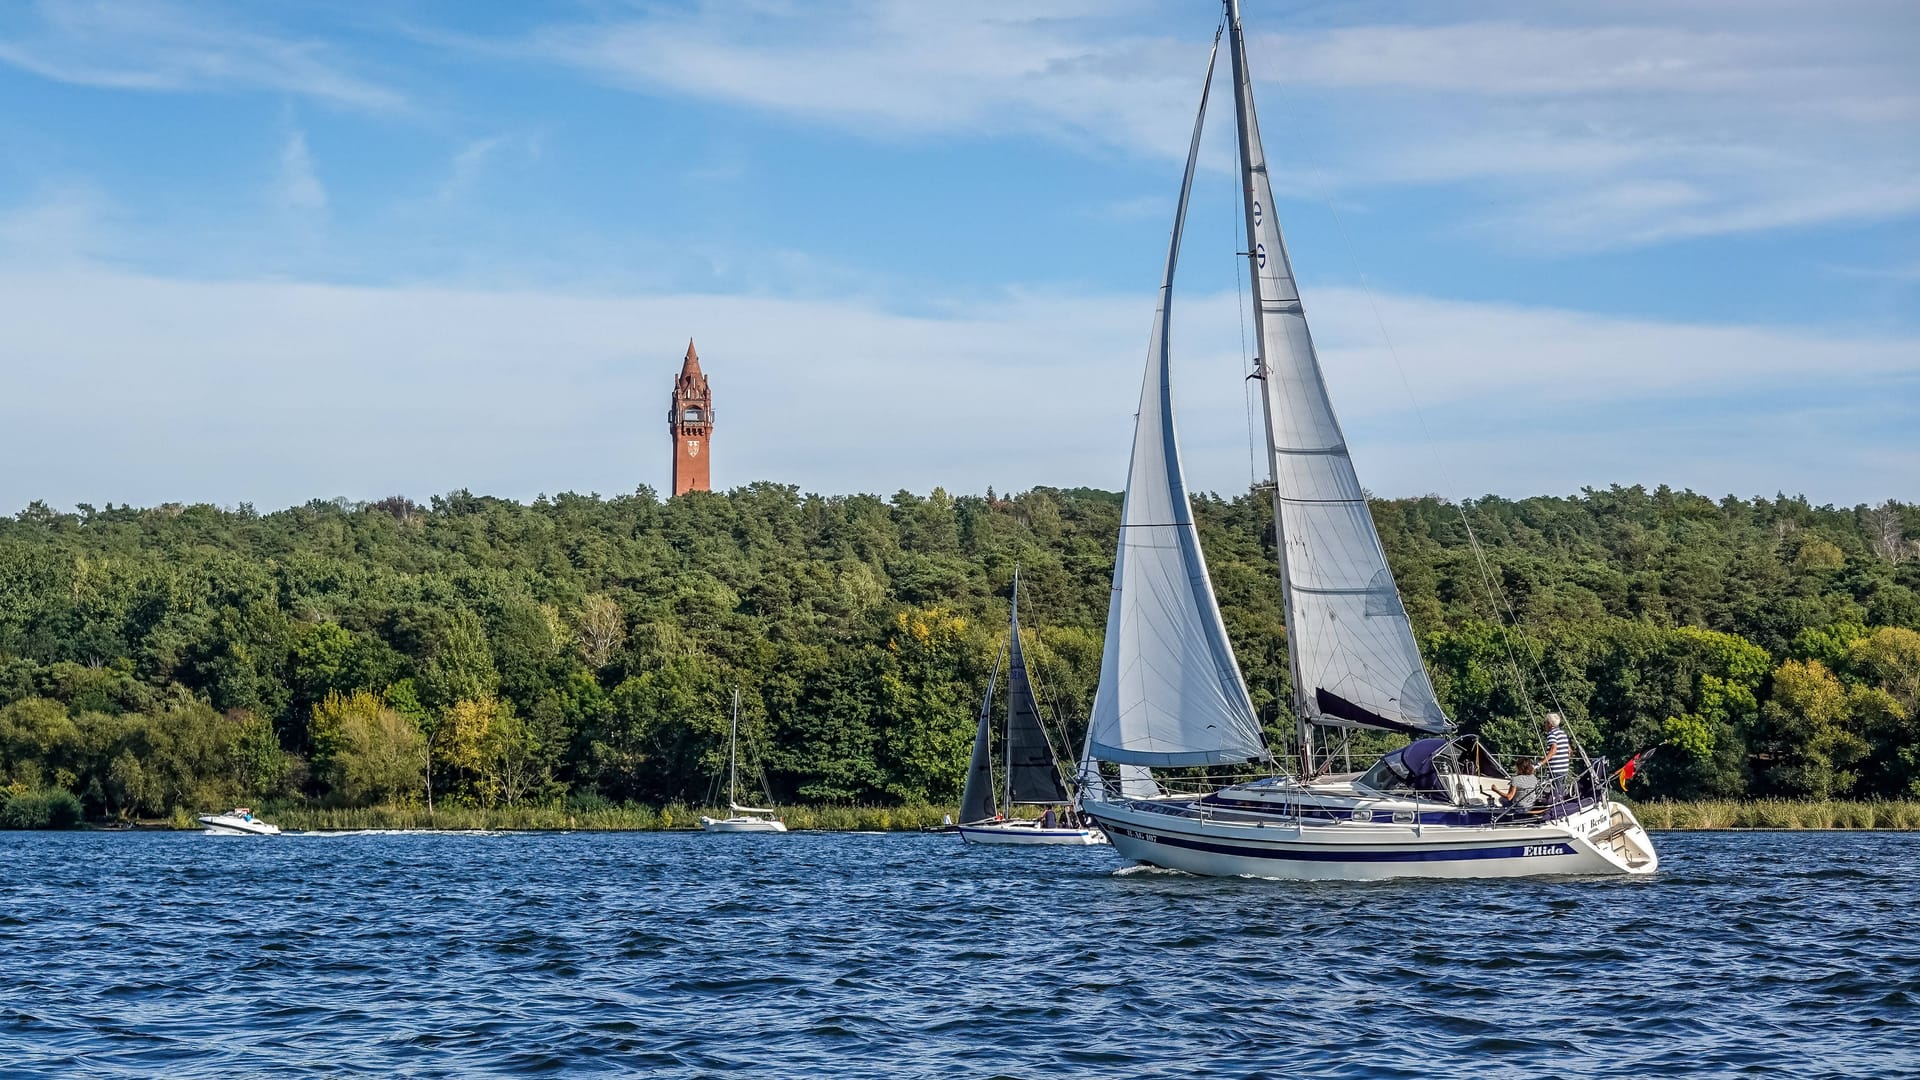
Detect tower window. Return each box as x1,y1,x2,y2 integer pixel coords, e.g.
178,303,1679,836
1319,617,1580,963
683,409,704,422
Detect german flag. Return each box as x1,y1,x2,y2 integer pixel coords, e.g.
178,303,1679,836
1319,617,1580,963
1614,745,1661,790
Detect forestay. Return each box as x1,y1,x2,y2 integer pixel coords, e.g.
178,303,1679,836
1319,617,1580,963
1087,35,1267,769
1227,7,1447,736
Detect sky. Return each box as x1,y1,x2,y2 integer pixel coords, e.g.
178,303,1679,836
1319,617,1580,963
1,0,1916,513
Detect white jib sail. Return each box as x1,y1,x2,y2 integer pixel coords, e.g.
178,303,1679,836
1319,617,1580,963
1087,35,1267,769
1227,1,1446,735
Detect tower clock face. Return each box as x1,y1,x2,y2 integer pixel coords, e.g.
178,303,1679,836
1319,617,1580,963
686,440,701,458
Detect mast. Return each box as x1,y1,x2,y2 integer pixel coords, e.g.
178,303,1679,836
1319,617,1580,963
1003,569,1018,815
728,686,740,808
1225,0,1310,776
1223,0,1449,758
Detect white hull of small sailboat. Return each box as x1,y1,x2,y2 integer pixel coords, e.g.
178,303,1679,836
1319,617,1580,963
956,821,1107,846
1087,797,1656,880
705,690,788,835
700,816,788,833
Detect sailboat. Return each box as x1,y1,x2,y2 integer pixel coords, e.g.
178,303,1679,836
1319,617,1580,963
700,687,789,834
955,573,1105,846
1077,0,1657,879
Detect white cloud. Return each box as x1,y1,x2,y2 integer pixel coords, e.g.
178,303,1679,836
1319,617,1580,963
0,0,406,110
514,0,1919,250
1254,12,1920,249
277,130,326,214
0,264,1911,511
432,134,539,205
529,0,1204,155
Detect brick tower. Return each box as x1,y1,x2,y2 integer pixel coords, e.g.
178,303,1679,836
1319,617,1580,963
668,339,713,496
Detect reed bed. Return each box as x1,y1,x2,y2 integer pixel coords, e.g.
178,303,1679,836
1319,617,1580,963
1628,799,1920,831
260,802,964,833
207,799,1920,833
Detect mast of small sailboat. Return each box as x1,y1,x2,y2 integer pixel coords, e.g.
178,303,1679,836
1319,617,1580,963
1002,568,1019,816
728,686,740,809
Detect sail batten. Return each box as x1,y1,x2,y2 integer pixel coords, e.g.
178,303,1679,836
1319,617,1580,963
1227,0,1448,739
1085,33,1267,770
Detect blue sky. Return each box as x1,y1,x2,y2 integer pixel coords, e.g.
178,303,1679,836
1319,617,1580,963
1,0,1915,511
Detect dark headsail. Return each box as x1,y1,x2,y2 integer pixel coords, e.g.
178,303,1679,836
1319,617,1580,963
1006,597,1070,806
958,641,1003,824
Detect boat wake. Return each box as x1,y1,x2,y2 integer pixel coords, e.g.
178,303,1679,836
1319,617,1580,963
1110,864,1190,878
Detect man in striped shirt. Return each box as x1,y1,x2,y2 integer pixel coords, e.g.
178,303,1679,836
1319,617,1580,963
1539,712,1572,795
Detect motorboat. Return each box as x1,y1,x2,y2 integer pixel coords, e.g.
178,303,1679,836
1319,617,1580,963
1077,0,1656,880
701,688,789,834
198,807,281,836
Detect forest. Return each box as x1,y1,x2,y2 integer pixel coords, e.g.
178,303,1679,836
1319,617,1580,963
0,483,1916,825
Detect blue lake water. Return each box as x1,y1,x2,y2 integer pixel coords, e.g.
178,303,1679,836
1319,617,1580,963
0,830,1914,1078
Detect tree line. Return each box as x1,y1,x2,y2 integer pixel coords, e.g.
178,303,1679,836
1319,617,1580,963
0,483,1915,822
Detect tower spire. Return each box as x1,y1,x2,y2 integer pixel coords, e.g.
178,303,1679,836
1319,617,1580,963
669,340,714,496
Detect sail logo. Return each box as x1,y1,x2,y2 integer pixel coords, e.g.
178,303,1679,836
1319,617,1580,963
1253,200,1262,225
1255,243,1267,269
1523,844,1573,858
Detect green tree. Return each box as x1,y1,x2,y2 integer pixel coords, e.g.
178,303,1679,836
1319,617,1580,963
1751,660,1869,797
310,690,424,805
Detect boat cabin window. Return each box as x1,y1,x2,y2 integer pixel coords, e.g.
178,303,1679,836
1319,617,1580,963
1357,751,1416,794
1356,737,1458,799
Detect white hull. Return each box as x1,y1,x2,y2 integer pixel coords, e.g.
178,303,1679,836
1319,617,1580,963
956,821,1107,846
700,816,788,833
198,814,281,836
1087,797,1656,880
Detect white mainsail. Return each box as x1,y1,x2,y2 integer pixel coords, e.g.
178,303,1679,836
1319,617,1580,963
1086,34,1267,769
1227,0,1447,737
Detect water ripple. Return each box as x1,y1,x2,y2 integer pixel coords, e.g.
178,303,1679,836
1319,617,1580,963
0,831,1915,1076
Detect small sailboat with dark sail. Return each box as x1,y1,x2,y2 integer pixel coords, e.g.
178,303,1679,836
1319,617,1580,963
956,574,1104,846
701,687,788,834
1077,0,1656,879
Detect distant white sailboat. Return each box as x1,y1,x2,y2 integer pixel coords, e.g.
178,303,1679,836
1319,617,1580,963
701,688,789,834
956,573,1105,846
1078,0,1656,880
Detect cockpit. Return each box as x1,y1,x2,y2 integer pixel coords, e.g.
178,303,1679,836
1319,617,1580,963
1355,736,1511,805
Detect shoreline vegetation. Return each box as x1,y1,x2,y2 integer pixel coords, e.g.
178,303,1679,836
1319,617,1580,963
1,485,1916,830
273,798,1920,832
15,798,1914,833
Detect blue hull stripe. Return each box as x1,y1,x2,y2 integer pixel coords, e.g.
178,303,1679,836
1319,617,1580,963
1095,821,1575,863
1196,794,1599,828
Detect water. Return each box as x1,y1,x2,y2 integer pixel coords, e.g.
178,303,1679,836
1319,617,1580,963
0,831,1913,1078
